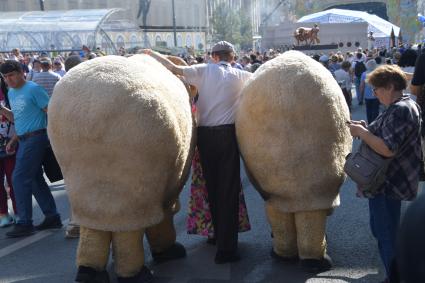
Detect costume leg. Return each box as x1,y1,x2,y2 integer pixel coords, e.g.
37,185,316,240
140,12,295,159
146,206,177,253
112,230,145,278
295,209,332,272
265,202,298,258
295,209,327,259
77,227,111,270
145,200,186,262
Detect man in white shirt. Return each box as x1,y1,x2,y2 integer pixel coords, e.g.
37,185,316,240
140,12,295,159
145,41,252,264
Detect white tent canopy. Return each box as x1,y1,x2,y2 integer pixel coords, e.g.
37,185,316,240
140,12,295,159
298,8,400,39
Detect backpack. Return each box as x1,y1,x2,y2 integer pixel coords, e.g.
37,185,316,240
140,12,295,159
354,61,366,77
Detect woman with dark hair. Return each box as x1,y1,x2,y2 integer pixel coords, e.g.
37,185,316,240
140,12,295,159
347,65,421,283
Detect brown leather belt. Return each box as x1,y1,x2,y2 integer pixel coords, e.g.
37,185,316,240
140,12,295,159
18,129,47,141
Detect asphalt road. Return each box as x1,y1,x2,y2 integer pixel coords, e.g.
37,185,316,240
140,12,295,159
0,99,420,283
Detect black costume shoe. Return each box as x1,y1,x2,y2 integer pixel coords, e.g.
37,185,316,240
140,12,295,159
299,254,333,273
270,249,298,264
35,215,63,231
75,266,110,283
214,251,241,264
117,266,154,283
152,242,186,263
6,224,35,238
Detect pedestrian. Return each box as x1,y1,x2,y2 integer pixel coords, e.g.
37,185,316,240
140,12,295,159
347,65,421,283
353,52,367,105
32,57,61,97
26,59,41,81
0,71,17,227
186,148,251,243
411,51,425,101
334,61,352,110
53,58,66,77
0,60,62,238
360,59,380,123
144,41,252,264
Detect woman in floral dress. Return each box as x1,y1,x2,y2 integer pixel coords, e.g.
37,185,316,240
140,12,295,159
187,147,251,240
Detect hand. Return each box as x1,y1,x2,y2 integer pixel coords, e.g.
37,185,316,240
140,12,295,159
347,122,368,139
5,139,16,155
348,120,367,127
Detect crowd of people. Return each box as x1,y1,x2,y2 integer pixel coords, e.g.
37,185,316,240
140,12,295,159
0,42,425,283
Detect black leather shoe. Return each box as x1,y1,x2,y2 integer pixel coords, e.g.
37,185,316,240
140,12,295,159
6,224,35,238
152,242,186,263
300,254,333,273
75,266,110,283
214,251,241,264
270,249,298,264
35,215,62,231
117,266,154,283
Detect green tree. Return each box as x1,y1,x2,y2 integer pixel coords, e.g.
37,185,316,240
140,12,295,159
239,8,253,50
211,2,252,50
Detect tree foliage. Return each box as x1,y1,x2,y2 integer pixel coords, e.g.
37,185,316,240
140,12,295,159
211,2,252,50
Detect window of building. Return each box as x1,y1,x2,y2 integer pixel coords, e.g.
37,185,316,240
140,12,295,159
177,34,182,47
116,35,125,48
130,34,138,48
17,0,25,10
167,35,173,47
186,34,192,48
195,34,202,50
81,0,91,9
72,35,82,49
0,0,9,11
68,0,78,9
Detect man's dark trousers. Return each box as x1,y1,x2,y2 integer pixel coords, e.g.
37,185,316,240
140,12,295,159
197,124,240,255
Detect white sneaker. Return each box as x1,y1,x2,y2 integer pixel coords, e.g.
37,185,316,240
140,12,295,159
0,215,13,228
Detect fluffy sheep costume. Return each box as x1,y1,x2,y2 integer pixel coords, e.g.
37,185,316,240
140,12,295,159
236,51,351,271
48,54,194,282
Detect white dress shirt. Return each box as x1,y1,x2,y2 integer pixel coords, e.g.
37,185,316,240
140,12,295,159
183,61,252,126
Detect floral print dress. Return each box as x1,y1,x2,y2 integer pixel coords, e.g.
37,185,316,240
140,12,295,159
187,148,251,236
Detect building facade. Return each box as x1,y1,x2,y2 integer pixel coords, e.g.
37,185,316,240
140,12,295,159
0,0,208,51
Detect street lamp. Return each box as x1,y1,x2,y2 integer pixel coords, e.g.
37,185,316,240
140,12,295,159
172,0,177,47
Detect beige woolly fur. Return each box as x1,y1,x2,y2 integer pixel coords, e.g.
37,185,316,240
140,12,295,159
48,55,194,231
236,50,352,213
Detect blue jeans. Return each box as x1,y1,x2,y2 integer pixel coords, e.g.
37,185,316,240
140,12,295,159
12,132,59,226
355,77,362,104
368,195,401,277
365,98,380,124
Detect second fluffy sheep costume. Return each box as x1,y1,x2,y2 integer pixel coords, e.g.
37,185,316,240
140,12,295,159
48,55,194,282
236,51,352,271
